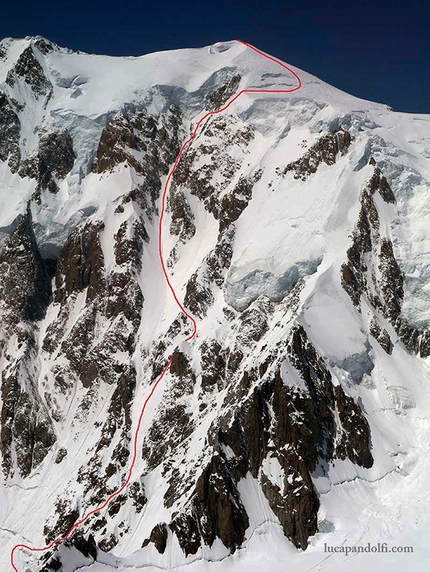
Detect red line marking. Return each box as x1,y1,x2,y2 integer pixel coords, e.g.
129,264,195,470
10,39,301,571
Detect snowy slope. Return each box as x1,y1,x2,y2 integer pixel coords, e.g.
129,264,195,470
0,36,429,572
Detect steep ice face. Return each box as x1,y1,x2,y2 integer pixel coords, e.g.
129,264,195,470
0,37,430,572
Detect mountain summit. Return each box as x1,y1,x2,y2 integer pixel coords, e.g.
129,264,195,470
0,37,429,572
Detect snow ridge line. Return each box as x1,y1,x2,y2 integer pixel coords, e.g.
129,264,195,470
10,39,302,571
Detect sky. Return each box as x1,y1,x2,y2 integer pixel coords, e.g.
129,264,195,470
1,0,428,113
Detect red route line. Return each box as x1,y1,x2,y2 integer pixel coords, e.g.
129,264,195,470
10,39,302,571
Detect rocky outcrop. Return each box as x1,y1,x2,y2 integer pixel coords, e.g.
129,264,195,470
219,175,255,232
142,523,168,553
141,324,373,556
183,272,214,319
114,219,148,267
172,116,255,224
369,317,393,354
419,331,430,358
40,534,98,571
44,215,144,388
94,107,183,215
368,167,396,204
6,46,52,99
340,165,385,308
0,91,21,172
183,227,235,318
33,37,57,56
341,165,427,354
165,454,249,557
95,110,157,174
378,238,403,322
199,339,226,391
18,130,76,198
1,360,56,477
169,189,196,242
54,221,105,303
0,211,56,478
36,130,76,194
92,106,184,228
206,74,241,111
0,210,52,324
334,386,373,467
280,129,352,180
39,211,146,544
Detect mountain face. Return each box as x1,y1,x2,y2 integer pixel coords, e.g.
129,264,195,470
0,36,429,572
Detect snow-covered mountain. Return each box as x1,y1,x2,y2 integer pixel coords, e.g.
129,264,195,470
0,36,429,572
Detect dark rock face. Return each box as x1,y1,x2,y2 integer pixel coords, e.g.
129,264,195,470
287,326,335,457
395,319,420,354
340,166,389,310
142,349,195,477
16,129,76,200
55,221,105,303
95,110,156,174
170,513,201,556
287,326,373,468
0,91,21,172
340,179,377,306
6,46,52,99
96,365,136,453
341,165,427,354
1,365,56,477
166,454,249,556
261,463,319,551
94,106,183,220
172,115,255,225
378,238,403,322
183,272,214,319
369,317,393,354
40,556,62,572
128,481,147,513
142,523,168,553
334,386,373,468
114,219,148,267
219,176,254,233
95,106,182,185
192,454,249,552
169,189,196,242
39,209,146,546
239,374,321,551
33,38,56,55
200,340,226,391
44,216,143,389
281,129,352,180
183,227,235,319
142,324,373,556
206,75,241,111
0,211,52,324
169,350,192,377
368,168,396,204
36,131,76,194
419,331,430,358
0,212,56,478
40,534,97,571
55,447,67,464
43,498,79,544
